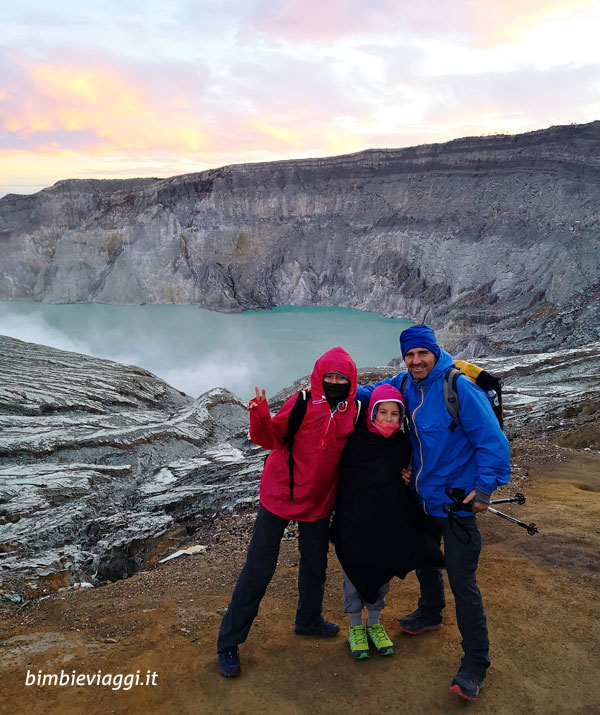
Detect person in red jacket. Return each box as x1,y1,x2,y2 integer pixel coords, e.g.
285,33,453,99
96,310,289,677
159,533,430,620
217,346,358,678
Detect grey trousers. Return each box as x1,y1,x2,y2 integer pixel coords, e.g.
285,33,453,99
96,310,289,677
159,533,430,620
416,515,490,676
343,571,390,624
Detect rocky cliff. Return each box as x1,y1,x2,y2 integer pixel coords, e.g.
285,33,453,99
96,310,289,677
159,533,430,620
1,122,599,353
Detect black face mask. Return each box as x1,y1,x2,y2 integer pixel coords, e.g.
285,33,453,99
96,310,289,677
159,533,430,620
322,380,350,408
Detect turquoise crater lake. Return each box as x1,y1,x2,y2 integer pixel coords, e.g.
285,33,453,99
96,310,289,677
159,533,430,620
0,302,411,399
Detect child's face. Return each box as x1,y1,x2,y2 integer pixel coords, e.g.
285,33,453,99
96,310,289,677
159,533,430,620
375,401,401,425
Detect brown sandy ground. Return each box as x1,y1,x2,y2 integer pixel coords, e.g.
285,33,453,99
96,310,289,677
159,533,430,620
0,437,599,715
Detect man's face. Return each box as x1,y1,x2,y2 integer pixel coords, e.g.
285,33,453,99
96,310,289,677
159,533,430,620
404,348,436,381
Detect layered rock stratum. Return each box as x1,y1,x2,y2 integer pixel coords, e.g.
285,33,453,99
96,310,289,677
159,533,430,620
1,122,599,353
0,335,265,591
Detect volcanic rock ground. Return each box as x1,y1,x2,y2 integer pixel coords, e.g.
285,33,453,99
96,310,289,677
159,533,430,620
1,431,599,715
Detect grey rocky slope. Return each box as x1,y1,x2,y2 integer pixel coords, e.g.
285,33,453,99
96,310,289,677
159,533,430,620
0,335,264,592
1,335,599,593
1,122,599,354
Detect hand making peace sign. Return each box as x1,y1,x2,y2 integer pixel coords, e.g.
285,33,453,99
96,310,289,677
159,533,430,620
249,386,266,408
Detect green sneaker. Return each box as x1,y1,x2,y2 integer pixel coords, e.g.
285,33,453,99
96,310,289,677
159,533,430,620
367,623,394,656
348,625,369,660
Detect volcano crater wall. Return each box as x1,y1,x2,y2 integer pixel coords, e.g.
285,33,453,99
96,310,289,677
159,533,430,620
1,122,599,353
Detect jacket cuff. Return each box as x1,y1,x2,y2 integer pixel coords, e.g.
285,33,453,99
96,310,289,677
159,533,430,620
474,488,491,504
249,398,270,414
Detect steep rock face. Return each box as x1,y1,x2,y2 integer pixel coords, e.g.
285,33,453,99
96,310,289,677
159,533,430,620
1,123,599,353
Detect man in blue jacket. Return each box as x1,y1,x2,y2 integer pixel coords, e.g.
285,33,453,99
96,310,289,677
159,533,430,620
357,324,510,701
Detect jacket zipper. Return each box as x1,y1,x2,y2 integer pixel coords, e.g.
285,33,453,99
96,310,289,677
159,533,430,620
319,406,338,448
412,385,428,514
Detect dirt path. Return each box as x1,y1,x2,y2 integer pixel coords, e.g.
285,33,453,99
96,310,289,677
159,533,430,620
1,441,599,715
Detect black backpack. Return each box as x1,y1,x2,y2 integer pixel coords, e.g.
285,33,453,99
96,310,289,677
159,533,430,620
282,390,362,501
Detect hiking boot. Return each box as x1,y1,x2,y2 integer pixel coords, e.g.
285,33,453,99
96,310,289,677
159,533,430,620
294,620,340,637
397,608,442,635
450,668,485,701
366,623,394,656
348,625,369,660
218,646,241,678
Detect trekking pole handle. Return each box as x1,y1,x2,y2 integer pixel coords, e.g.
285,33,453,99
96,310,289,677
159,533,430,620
443,501,473,513
443,486,473,513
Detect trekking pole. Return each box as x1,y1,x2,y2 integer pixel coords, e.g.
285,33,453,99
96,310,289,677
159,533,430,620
444,487,539,536
486,507,538,536
489,493,526,506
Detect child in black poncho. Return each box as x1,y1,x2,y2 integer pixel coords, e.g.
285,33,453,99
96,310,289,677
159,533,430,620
331,384,444,660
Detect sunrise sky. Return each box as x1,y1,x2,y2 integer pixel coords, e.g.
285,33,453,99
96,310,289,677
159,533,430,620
1,0,599,197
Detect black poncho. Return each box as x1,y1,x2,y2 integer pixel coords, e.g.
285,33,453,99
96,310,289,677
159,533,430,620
331,423,444,603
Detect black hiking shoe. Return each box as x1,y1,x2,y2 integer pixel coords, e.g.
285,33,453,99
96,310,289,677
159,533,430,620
450,668,485,701
294,620,340,637
218,646,241,677
397,608,442,635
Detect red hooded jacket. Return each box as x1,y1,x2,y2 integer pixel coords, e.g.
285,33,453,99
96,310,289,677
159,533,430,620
250,347,358,521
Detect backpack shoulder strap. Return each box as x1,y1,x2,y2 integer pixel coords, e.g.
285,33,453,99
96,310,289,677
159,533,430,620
443,367,462,432
353,398,363,426
400,374,408,397
283,389,310,445
283,389,310,502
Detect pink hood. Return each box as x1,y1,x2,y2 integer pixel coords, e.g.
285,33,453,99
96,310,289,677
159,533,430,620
366,384,406,434
310,346,358,403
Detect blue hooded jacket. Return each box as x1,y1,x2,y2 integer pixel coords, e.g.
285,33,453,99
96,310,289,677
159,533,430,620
356,349,510,517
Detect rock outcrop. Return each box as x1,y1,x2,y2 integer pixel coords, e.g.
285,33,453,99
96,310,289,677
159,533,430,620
0,335,264,591
1,122,599,354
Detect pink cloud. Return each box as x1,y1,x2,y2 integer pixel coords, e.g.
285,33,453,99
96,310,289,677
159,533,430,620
247,0,399,42
0,47,215,155
247,0,597,47
0,42,367,171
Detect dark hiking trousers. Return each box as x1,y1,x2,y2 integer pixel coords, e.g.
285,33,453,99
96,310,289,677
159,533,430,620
217,505,330,653
415,515,490,676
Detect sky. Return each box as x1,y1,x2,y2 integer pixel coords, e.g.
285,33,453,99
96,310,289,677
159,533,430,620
1,0,599,197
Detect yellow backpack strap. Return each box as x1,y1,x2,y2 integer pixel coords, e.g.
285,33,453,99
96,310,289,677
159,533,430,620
454,359,482,382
